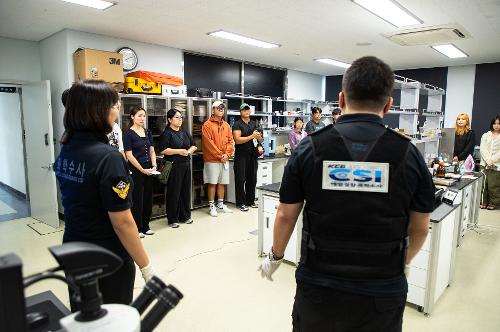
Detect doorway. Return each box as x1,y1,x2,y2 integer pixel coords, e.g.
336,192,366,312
0,86,29,221
0,81,59,227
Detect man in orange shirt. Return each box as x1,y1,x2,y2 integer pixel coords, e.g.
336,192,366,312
202,100,234,217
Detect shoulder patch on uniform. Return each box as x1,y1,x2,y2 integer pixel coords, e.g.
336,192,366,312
112,180,130,199
387,127,412,141
309,124,333,136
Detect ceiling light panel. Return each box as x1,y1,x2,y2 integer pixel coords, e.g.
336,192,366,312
61,0,115,10
315,58,351,69
431,44,468,58
352,0,422,27
208,30,280,49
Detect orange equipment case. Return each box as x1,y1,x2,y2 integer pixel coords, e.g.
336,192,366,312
126,71,183,86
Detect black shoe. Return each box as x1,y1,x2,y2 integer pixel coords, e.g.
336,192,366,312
238,205,249,211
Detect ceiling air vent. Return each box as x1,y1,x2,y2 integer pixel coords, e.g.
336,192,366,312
383,23,471,46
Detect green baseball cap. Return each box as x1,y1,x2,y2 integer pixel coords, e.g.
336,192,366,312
240,103,251,111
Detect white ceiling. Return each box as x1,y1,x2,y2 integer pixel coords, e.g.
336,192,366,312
1,0,500,75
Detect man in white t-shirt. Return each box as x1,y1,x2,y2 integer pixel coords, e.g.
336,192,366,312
108,122,126,158
107,100,126,158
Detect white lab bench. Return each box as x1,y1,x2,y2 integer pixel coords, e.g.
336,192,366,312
257,182,464,316
439,173,484,246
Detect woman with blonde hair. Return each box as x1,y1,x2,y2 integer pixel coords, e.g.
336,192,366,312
453,113,476,162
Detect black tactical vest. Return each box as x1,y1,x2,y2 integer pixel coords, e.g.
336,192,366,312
301,125,412,280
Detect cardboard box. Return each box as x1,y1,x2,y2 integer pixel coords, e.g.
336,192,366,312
73,48,124,83
162,84,187,97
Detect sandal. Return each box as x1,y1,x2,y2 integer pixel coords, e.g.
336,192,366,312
487,205,496,210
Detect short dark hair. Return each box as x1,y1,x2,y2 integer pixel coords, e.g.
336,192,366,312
311,107,322,114
331,107,342,115
167,108,182,127
490,115,500,131
61,79,118,144
61,89,69,107
342,56,394,111
293,117,303,128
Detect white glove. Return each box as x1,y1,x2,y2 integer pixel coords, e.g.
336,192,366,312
258,251,283,281
140,264,155,283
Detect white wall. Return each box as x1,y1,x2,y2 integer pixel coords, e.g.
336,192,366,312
66,30,184,81
0,90,26,194
39,29,184,213
444,65,476,128
40,30,71,159
0,37,41,82
287,70,325,101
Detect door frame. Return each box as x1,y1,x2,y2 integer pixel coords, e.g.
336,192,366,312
0,79,58,227
17,88,30,200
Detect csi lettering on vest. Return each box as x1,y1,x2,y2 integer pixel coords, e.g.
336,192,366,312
322,161,389,193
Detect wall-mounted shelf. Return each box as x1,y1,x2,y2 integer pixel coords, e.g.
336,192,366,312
225,93,272,101
388,110,420,115
420,83,446,96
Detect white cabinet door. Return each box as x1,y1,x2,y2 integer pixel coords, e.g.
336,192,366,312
21,81,59,228
262,211,275,254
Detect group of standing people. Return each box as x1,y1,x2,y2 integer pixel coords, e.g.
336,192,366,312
200,101,264,213
453,113,500,210
288,107,342,151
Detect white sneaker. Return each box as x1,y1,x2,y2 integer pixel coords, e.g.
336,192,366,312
218,204,233,213
139,232,145,238
209,206,218,217
145,230,155,235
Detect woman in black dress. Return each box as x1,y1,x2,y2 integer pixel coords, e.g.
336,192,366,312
159,109,197,228
453,113,476,162
123,106,157,238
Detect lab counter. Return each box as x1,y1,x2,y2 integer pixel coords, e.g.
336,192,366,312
257,182,464,316
435,172,484,246
226,156,289,204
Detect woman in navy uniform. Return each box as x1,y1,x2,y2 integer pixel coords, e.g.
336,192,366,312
123,106,157,238
55,79,154,310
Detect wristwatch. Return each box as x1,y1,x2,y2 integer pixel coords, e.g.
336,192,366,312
269,247,284,261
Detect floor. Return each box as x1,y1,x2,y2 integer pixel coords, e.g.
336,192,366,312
0,206,499,331
0,185,30,222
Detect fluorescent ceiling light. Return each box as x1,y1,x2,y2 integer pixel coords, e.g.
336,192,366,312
315,58,351,69
61,0,115,10
208,30,280,49
431,44,468,58
352,0,422,27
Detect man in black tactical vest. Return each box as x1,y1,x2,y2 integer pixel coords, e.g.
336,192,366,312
258,56,435,331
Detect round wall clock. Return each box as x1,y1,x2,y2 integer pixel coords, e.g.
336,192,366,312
117,47,138,71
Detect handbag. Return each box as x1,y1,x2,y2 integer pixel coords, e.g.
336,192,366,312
158,161,173,185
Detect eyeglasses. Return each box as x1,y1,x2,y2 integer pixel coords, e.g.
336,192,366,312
173,115,183,120
216,105,225,111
